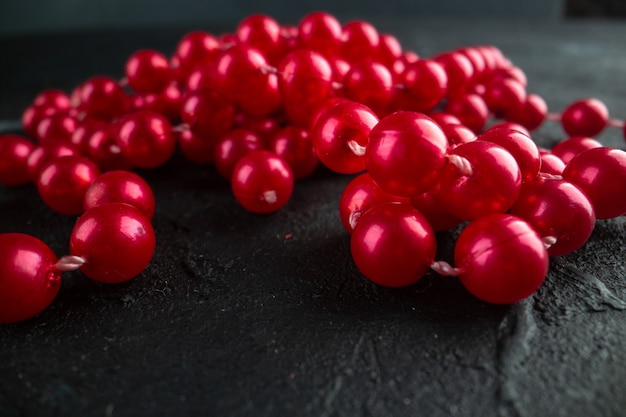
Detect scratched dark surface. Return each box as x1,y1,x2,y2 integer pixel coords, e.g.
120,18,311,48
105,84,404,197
0,18,625,417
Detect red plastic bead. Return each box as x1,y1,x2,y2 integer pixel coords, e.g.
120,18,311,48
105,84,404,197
410,189,463,231
366,111,448,196
177,130,215,165
483,77,527,118
70,203,155,283
510,178,595,256
561,98,609,137
342,60,393,115
231,150,294,213
86,124,133,172
116,111,176,168
477,128,540,183
377,33,402,68
340,21,379,64
37,155,100,215
394,59,447,113
84,171,155,219
267,126,318,179
439,122,476,148
444,93,489,133
173,31,220,77
311,100,379,174
181,89,236,139
76,76,126,120
434,52,474,98
35,113,77,144
454,213,549,304
350,203,436,287
22,105,57,138
297,12,342,58
26,143,79,182
562,147,626,219
0,233,61,323
33,89,71,110
505,93,547,131
236,14,284,65
125,49,172,95
70,118,107,152
142,84,183,122
213,128,264,179
540,153,566,175
0,135,35,186
437,141,521,221
551,136,602,165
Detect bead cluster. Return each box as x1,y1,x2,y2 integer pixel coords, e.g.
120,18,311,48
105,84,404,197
0,12,625,323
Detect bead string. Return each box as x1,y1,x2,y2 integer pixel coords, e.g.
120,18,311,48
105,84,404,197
0,12,625,323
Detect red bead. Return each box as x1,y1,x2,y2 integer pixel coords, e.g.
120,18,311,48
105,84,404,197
551,136,602,165
22,105,57,138
342,60,393,115
70,118,108,152
410,189,462,231
350,203,436,287
37,155,100,215
439,123,476,148
437,141,521,221
84,171,155,219
231,150,294,213
561,98,609,137
311,100,378,174
0,233,61,323
483,77,527,118
177,130,215,165
298,12,342,58
477,128,540,183
213,128,264,179
116,111,176,168
0,134,35,186
278,49,334,127
454,213,549,304
267,126,319,179
377,33,402,68
26,143,79,182
486,121,530,137
125,49,172,95
186,66,218,92
394,59,447,113
562,147,626,219
505,93,547,131
510,178,595,256
236,14,284,65
540,153,566,175
340,21,380,64
173,31,220,77
35,113,77,145
76,76,126,120
142,83,183,122
86,125,133,172
434,52,474,98
456,47,486,78
181,89,236,139
70,203,155,283
366,111,448,196
33,89,71,110
237,114,281,145
444,93,489,133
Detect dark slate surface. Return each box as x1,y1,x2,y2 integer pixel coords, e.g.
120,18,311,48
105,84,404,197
0,17,625,417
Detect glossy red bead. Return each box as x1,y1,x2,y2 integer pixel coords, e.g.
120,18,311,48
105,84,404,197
297,12,342,58
366,111,448,196
181,89,236,140
86,124,133,172
231,150,294,213
173,31,220,77
177,130,215,165
236,14,284,65
439,122,476,148
213,128,264,179
267,126,318,180
394,59,447,113
350,203,436,288
410,189,463,231
434,52,474,98
76,76,126,120
483,77,527,118
551,136,602,165
377,33,402,68
0,233,61,323
340,21,379,64
311,100,379,174
22,105,57,138
26,143,79,182
540,153,566,175
116,111,176,168
454,214,549,304
561,98,609,137
0,135,35,186
510,178,595,256
477,128,540,183
444,93,489,133
37,155,100,215
505,93,547,131
437,141,521,221
562,147,626,219
35,113,77,145
33,89,71,110
142,84,183,122
125,49,172,95
342,60,393,115
70,203,155,283
84,171,155,219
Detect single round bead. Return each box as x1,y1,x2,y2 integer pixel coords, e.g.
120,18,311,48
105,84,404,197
561,98,609,137
236,14,284,65
186,66,218,92
505,93,547,131
213,128,264,179
76,76,126,120
0,233,61,323
125,49,172,95
297,12,342,58
477,128,540,183
35,113,77,145
84,171,155,219
456,47,486,78
551,136,602,165
439,122,476,148
0,135,35,186
437,141,522,221
116,111,176,168
37,155,100,215
33,89,71,110
267,126,318,180
350,203,436,288
377,33,402,68
340,21,380,64
278,49,334,127
142,84,183,122
70,203,155,283
231,150,294,214
540,153,566,175
70,118,108,152
562,147,626,219
455,213,549,304
483,77,527,118
339,173,410,233
510,178,595,256
86,125,133,172
342,60,393,116
366,111,448,196
173,31,220,77
22,105,57,138
434,52,474,98
394,59,447,113
444,93,489,133
26,143,79,182
181,89,236,140
310,100,379,174
177,130,215,165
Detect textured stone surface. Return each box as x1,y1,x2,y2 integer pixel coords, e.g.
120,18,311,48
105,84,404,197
0,18,625,417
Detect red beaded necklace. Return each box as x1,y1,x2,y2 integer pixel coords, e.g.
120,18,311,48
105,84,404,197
1,11,625,323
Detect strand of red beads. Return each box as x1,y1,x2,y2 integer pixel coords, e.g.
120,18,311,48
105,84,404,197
1,12,625,323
